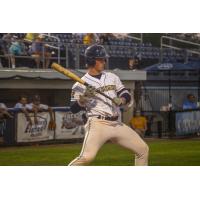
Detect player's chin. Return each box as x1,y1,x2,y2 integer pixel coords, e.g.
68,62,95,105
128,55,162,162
99,65,105,71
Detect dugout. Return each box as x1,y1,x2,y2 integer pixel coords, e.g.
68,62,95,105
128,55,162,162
0,68,146,125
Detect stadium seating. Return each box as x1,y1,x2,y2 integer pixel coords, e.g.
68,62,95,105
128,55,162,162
0,33,200,69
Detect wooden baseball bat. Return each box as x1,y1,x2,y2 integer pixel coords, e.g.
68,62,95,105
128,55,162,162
51,63,115,103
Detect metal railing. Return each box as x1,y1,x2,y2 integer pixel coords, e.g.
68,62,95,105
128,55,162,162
0,40,62,69
161,36,200,63
40,34,61,64
1,39,200,69
0,42,152,69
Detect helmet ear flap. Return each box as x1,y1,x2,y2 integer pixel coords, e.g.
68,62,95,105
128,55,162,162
85,57,96,67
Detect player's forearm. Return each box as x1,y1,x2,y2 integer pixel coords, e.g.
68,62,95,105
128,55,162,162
48,107,54,121
21,108,31,121
32,108,38,120
2,110,13,118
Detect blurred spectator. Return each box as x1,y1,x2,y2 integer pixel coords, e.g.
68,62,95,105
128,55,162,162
99,34,109,45
0,34,13,67
24,33,39,43
29,34,51,68
128,56,139,70
83,33,95,45
9,36,26,69
14,95,32,125
27,95,56,130
130,110,147,138
183,94,198,110
1,33,13,54
0,103,13,119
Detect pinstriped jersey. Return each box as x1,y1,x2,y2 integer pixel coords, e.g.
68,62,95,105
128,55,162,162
71,71,131,117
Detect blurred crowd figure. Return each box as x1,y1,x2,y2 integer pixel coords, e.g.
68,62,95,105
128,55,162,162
9,36,26,68
0,94,56,131
183,94,199,110
129,110,147,138
0,103,13,120
29,34,51,68
128,56,140,70
0,33,53,69
0,33,135,69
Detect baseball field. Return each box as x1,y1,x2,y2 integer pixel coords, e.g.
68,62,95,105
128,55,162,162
0,138,200,166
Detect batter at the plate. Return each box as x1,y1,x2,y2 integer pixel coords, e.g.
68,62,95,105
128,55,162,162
68,44,149,166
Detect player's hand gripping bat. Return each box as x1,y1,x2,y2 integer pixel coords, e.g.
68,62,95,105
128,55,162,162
51,63,117,104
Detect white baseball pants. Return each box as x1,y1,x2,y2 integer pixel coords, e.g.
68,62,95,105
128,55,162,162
68,117,149,166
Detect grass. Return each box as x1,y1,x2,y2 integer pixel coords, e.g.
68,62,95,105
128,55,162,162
1,139,200,166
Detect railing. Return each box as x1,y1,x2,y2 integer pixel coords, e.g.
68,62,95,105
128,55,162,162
161,36,200,63
1,39,200,70
111,33,143,44
40,34,61,65
0,42,158,69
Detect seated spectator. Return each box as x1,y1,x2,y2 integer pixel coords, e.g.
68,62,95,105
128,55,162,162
29,34,51,69
24,33,39,43
0,33,13,67
128,56,139,70
14,95,32,125
9,36,26,69
99,33,109,45
183,94,198,110
1,33,13,54
129,110,147,138
0,103,13,119
83,33,95,45
27,95,56,130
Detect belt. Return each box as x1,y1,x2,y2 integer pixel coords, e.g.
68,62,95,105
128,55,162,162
97,115,119,121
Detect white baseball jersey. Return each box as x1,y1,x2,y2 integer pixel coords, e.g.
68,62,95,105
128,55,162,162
0,103,7,109
14,103,30,109
71,71,130,117
27,103,49,110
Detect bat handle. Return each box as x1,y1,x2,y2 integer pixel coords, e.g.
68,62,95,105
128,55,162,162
84,82,116,104
96,90,115,102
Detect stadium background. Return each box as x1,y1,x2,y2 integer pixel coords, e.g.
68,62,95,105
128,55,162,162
1,33,200,165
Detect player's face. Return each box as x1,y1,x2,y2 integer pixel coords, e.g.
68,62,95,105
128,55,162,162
189,96,195,103
20,97,27,105
94,58,106,72
33,100,40,106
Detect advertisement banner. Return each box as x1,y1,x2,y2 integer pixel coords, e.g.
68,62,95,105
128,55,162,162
176,110,200,135
55,111,85,139
17,112,54,142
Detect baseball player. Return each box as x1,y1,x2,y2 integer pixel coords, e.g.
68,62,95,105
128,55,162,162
68,44,149,166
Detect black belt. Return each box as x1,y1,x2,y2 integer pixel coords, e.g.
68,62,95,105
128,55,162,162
97,115,119,121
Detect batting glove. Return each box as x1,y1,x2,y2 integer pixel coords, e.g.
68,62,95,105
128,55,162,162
84,85,96,98
113,97,126,106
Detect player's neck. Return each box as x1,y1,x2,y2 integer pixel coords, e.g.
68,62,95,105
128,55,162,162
88,68,102,76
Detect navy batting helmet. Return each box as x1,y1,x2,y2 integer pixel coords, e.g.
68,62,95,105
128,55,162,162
84,44,109,66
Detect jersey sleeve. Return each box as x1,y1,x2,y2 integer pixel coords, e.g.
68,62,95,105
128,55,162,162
70,82,86,113
39,104,49,110
71,82,86,102
114,74,125,93
26,103,33,110
0,103,7,109
14,103,20,109
113,73,132,104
